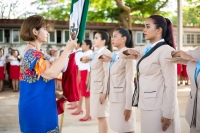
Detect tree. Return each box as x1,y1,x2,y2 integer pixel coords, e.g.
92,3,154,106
0,2,8,19
33,0,71,20
8,0,19,19
88,0,171,29
171,2,200,26
36,0,171,29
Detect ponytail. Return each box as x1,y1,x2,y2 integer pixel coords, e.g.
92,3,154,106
164,18,176,49
128,29,134,48
96,31,113,52
107,34,113,52
115,27,134,48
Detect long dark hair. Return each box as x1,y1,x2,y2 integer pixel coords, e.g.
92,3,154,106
149,15,175,49
84,39,92,49
96,31,113,52
115,27,134,48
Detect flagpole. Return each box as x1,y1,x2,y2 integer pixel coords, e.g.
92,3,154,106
59,101,66,133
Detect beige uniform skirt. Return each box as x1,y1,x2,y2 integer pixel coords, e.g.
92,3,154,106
90,93,109,118
109,102,136,132
140,102,181,133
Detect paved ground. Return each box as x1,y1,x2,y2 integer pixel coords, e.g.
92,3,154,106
0,84,191,133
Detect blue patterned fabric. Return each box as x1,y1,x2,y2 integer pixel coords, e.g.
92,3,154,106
18,49,59,133
194,59,200,86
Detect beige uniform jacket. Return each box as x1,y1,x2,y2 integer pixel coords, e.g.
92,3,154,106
89,48,111,94
120,44,177,119
108,47,135,110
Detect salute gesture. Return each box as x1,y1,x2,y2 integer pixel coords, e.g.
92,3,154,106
123,49,140,58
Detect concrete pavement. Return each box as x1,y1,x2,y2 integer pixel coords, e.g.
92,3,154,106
0,85,191,133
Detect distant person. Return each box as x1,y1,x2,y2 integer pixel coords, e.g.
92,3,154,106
0,48,6,92
8,49,22,92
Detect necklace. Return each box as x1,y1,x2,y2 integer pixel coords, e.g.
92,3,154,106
28,42,40,51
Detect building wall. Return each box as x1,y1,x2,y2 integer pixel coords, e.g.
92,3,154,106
0,25,200,56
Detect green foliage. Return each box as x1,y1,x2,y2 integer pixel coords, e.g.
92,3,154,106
171,5,200,26
88,0,171,23
35,0,71,20
36,0,171,24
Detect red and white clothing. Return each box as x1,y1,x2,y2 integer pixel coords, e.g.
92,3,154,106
79,50,93,97
79,50,92,72
75,48,82,67
9,56,20,79
0,56,6,80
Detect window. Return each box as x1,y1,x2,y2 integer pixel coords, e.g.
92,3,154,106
4,29,10,43
185,33,195,45
197,35,200,44
191,34,194,44
64,30,69,42
187,34,190,44
12,29,20,43
135,32,146,45
0,29,3,42
48,31,56,43
56,30,62,43
49,32,55,42
183,33,200,46
85,31,90,39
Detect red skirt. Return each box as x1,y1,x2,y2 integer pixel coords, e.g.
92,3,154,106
182,65,188,77
79,70,90,97
177,64,182,75
0,66,5,80
10,65,20,79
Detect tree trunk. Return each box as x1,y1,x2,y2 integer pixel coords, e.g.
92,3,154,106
115,0,132,29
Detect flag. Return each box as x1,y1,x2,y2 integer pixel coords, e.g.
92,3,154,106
56,52,80,115
69,0,90,43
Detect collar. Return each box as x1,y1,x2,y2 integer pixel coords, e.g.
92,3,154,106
151,39,165,48
96,46,106,54
76,48,82,52
83,50,92,54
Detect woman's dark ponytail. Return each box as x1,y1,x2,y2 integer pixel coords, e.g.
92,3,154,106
128,29,134,48
96,31,113,52
164,18,176,49
115,27,134,48
107,34,113,52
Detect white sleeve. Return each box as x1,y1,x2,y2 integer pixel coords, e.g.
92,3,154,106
62,58,69,72
75,52,83,68
87,65,90,72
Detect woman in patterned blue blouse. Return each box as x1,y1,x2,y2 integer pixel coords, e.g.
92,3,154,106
18,15,77,133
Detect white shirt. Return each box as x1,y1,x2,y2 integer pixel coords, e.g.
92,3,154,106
151,39,165,48
75,48,83,67
79,50,93,71
95,46,106,54
9,56,20,66
0,56,6,67
6,53,12,63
